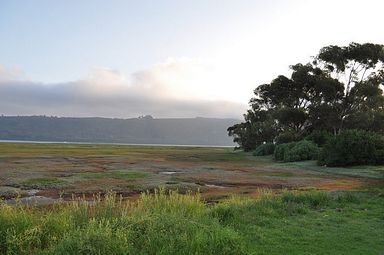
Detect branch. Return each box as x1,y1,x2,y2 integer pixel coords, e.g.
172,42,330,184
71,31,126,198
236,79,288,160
361,66,368,82
346,61,357,95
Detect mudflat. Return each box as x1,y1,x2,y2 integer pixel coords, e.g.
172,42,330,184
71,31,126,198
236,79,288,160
0,142,381,203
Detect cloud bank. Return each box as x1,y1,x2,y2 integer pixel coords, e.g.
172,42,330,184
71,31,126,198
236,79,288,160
0,60,246,118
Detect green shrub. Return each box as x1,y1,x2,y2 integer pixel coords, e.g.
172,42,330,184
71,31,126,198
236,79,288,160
274,140,319,162
318,130,384,166
253,143,275,156
274,142,296,161
284,140,320,162
306,130,332,146
275,132,300,144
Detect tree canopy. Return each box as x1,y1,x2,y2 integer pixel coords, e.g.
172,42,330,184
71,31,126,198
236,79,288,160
228,42,384,151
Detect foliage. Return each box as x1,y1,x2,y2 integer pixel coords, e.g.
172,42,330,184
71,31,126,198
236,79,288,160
228,42,384,151
275,131,301,144
274,142,296,161
274,140,319,162
1,189,383,254
318,130,384,166
305,130,332,146
227,110,276,151
253,143,275,156
284,140,320,162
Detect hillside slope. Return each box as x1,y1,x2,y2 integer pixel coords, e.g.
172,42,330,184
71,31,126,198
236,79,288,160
0,116,238,146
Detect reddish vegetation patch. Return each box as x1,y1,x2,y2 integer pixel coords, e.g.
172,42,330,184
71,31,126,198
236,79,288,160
314,178,375,190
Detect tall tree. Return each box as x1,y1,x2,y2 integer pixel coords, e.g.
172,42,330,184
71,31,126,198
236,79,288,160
229,43,384,151
315,43,384,132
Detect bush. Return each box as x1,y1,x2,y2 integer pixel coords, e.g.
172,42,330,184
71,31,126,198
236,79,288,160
274,142,296,161
275,132,300,144
284,140,320,162
274,140,319,162
306,130,332,147
318,130,384,166
253,143,275,156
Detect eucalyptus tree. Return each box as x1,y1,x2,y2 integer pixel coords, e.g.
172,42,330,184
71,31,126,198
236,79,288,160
228,42,384,151
315,43,384,132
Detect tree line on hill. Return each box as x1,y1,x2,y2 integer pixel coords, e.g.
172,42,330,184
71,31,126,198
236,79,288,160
228,42,384,166
0,116,239,146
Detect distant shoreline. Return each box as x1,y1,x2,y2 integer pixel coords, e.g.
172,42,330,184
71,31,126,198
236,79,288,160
0,139,235,148
0,116,237,147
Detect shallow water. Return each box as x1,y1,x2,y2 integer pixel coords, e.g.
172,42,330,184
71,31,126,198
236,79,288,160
160,171,179,175
0,139,234,148
205,184,226,188
27,189,40,196
6,195,58,205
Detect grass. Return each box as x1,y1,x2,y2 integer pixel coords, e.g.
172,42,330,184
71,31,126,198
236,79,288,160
75,170,149,179
1,142,381,202
0,190,245,255
0,187,25,199
0,189,383,254
0,143,246,198
279,160,384,179
211,189,384,254
0,142,223,157
20,178,67,189
0,142,383,253
168,150,246,162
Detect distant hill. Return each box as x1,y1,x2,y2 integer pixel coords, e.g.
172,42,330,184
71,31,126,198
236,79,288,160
0,116,239,146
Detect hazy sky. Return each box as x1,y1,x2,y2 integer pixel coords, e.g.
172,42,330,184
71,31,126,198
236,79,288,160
1,0,383,118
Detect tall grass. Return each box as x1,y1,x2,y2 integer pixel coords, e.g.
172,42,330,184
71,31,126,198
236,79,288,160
0,189,381,255
0,189,245,255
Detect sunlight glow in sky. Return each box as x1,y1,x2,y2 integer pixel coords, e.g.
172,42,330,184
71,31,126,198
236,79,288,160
0,0,383,118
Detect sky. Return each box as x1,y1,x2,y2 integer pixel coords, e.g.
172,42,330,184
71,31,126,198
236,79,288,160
0,0,383,118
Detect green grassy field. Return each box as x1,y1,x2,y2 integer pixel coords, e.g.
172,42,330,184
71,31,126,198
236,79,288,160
0,189,383,255
0,142,383,254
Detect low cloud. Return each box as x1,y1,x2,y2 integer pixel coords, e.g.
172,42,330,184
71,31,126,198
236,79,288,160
0,65,24,81
0,60,246,118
